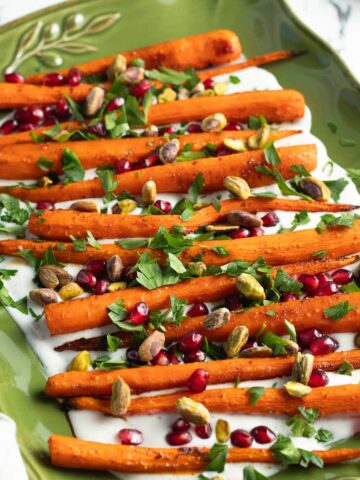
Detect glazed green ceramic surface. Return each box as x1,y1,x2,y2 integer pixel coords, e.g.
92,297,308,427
0,0,359,479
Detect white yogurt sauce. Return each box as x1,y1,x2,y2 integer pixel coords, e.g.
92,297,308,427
1,64,360,480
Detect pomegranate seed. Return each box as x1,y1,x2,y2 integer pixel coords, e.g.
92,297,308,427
153,199,172,213
67,68,82,86
86,122,106,137
308,368,329,388
331,268,354,285
299,274,319,293
126,347,144,365
54,99,70,120
106,96,124,112
118,428,143,445
316,281,339,296
35,201,54,210
16,105,44,125
231,429,253,448
86,259,106,279
151,349,170,366
122,265,136,283
261,211,279,227
43,105,55,119
4,71,24,83
18,122,37,132
249,227,264,237
251,426,276,444
243,339,256,349
94,279,109,295
281,292,299,302
187,123,202,133
76,269,97,290
130,79,152,98
187,302,209,318
166,430,192,446
129,302,149,325
167,345,183,364
223,123,243,131
228,228,250,239
43,118,56,126
216,148,233,157
114,158,132,174
297,328,323,348
184,349,206,363
178,333,204,352
144,152,160,168
315,272,331,287
194,424,212,439
187,368,209,393
310,336,339,356
225,294,243,311
43,72,65,86
159,126,175,136
0,119,18,135
171,418,190,432
203,78,214,89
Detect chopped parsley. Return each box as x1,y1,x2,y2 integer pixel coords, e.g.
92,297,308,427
323,300,356,320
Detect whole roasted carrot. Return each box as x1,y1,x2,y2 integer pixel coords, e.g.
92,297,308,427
2,143,316,203
26,30,242,84
29,197,357,240
0,129,296,180
46,349,360,397
48,434,360,472
0,121,79,146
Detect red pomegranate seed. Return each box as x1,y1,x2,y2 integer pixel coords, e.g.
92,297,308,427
297,328,323,348
315,272,331,287
151,349,170,366
67,68,82,86
4,72,24,83
87,122,107,137
187,302,209,318
159,126,176,136
225,294,243,311
216,148,232,157
308,368,329,388
224,123,243,131
43,72,65,86
231,429,253,448
54,99,71,120
203,78,214,89
261,211,280,227
153,199,172,213
106,96,124,112
249,227,264,237
18,122,37,132
299,274,319,293
122,265,136,283
281,292,299,302
228,228,250,239
243,339,256,349
35,201,54,210
76,269,97,290
0,119,18,135
129,302,149,325
43,118,55,126
114,158,132,174
316,281,339,296
118,428,143,445
166,430,192,446
171,418,190,432
94,279,109,295
187,123,202,133
187,368,209,393
250,426,276,444
194,424,212,439
331,268,354,285
86,259,106,279
184,349,206,363
310,335,339,356
130,79,152,98
15,105,44,125
178,333,204,352
167,345,183,364
144,152,160,168
43,105,55,119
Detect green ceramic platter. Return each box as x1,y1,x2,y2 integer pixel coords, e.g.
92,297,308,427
0,0,360,478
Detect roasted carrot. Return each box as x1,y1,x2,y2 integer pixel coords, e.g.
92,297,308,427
49,434,360,472
0,121,79,146
46,349,360,397
2,143,316,203
29,197,357,240
0,129,297,180
26,30,242,84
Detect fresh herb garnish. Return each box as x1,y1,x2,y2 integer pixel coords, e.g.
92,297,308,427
312,250,328,259
264,143,282,166
97,168,119,202
229,75,240,84
86,230,101,249
62,148,85,184
115,238,148,249
316,213,358,233
246,386,265,405
205,443,229,473
149,295,187,330
323,300,356,320
188,172,205,203
92,355,130,370
36,157,54,172
243,466,267,480
106,334,122,352
248,115,267,130
324,178,348,202
70,236,87,252
146,66,191,85
336,360,354,376
211,246,229,256
278,210,310,233
270,435,323,468
256,164,313,201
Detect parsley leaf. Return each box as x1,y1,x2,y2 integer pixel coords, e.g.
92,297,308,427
70,236,87,252
246,386,265,405
97,169,119,202
243,466,267,480
324,178,348,202
347,168,360,193
316,213,358,233
270,435,301,465
106,334,122,352
264,143,282,166
273,269,302,293
211,246,229,256
323,300,356,320
62,148,85,184
115,238,148,249
229,75,240,84
188,172,205,203
146,66,191,85
86,230,101,249
36,157,54,172
205,443,228,473
92,355,130,370
256,165,313,201
248,115,267,129
312,250,328,259
278,210,310,233
336,360,354,376
315,428,334,443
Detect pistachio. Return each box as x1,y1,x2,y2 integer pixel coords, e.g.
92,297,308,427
193,201,211,210
215,419,231,443
120,66,145,85
107,281,127,292
177,87,190,100
58,282,84,300
284,339,300,356
236,273,266,301
354,333,360,348
226,210,262,228
159,138,180,164
223,176,251,199
112,198,138,214
144,125,159,137
284,381,312,398
239,346,273,358
84,86,105,117
248,125,271,150
190,82,205,95
176,396,210,426
299,176,331,202
197,89,216,97
141,180,157,205
187,261,207,276
138,331,165,362
29,288,59,307
106,255,124,282
110,378,131,416
37,176,53,187
224,325,249,358
291,352,314,385
68,350,91,372
158,87,177,103
106,53,127,81
39,265,72,289
213,82,228,96
70,200,99,213
205,224,238,232
204,307,230,330
223,138,248,153
201,113,227,132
